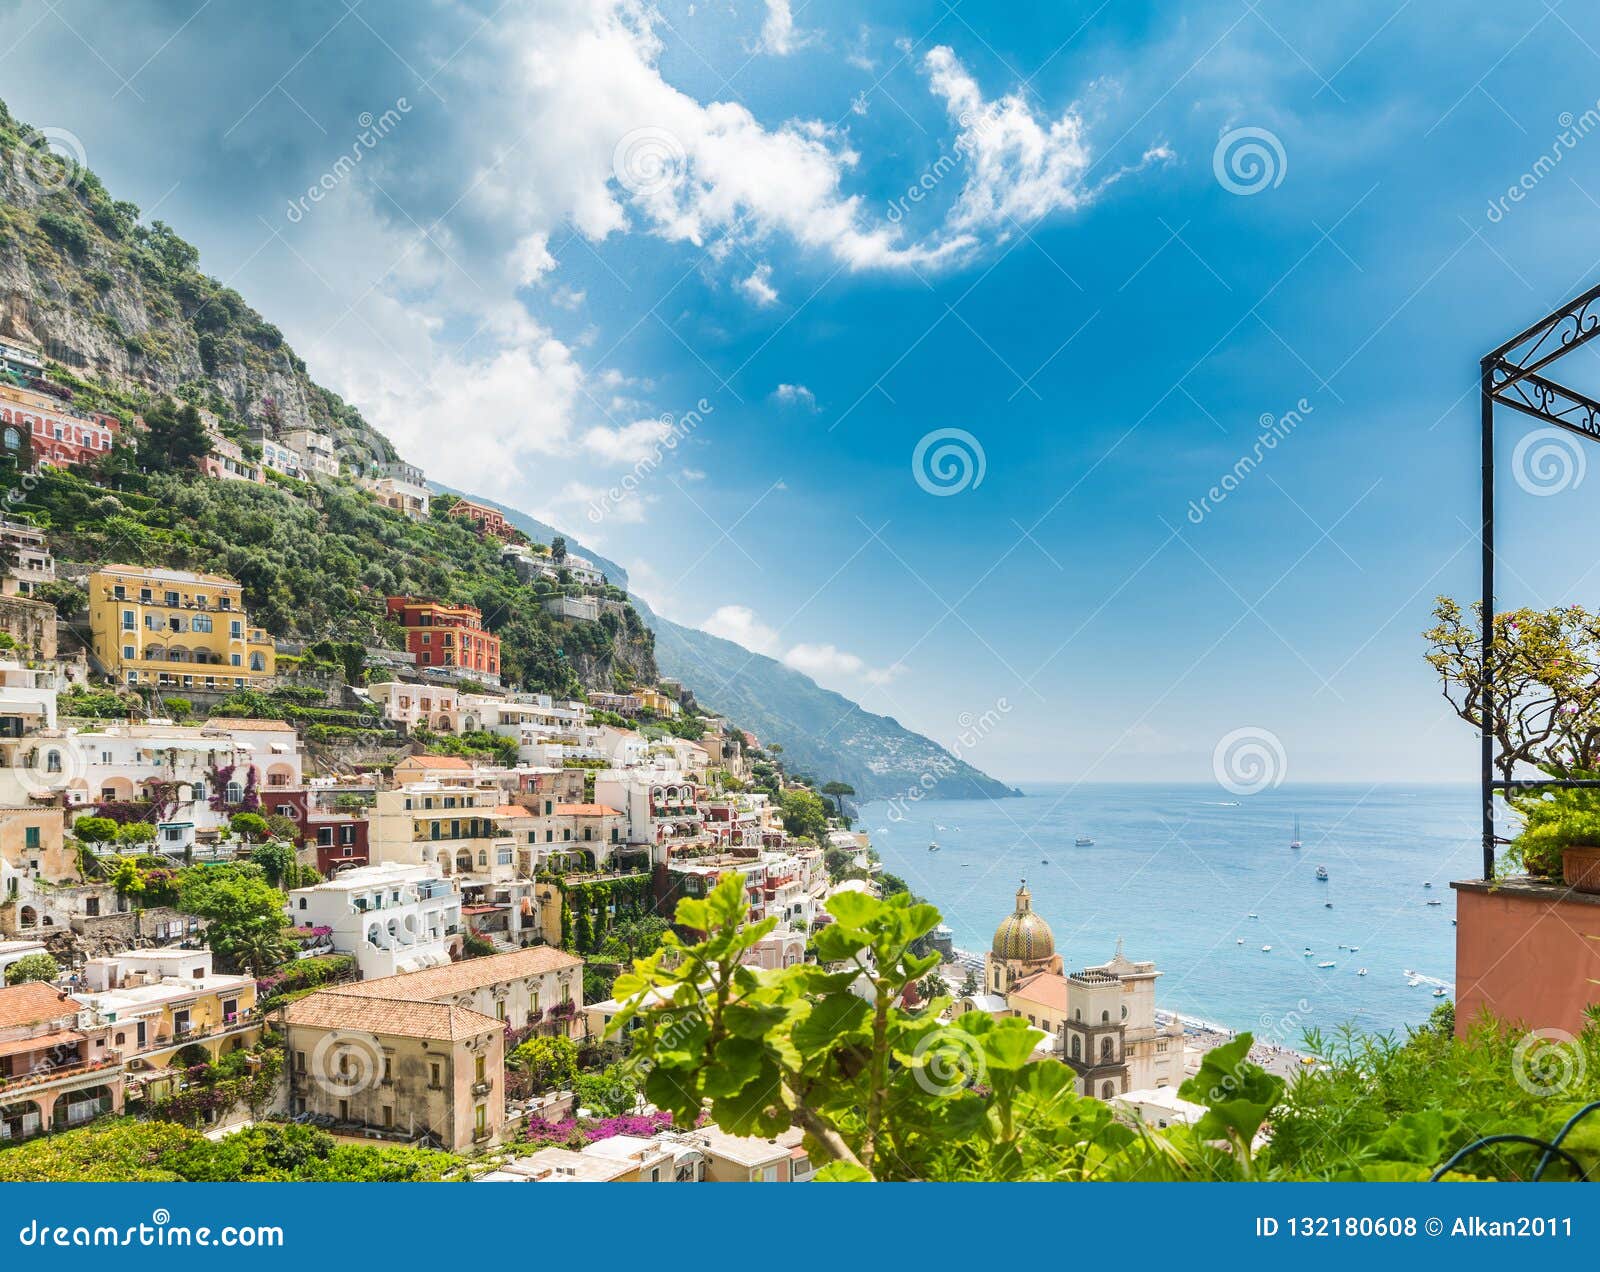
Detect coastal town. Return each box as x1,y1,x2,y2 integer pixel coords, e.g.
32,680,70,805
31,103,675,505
0,330,1257,1179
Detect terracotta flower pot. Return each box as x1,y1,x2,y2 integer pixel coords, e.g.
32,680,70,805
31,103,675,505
1561,844,1600,894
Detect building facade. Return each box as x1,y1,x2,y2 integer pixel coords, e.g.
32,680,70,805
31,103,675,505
88,565,276,690
385,597,501,684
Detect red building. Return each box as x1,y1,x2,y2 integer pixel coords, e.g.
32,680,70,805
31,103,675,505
0,382,118,468
447,498,515,541
263,789,371,876
385,596,501,683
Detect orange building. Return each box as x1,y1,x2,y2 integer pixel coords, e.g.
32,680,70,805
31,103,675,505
447,498,515,541
385,597,501,684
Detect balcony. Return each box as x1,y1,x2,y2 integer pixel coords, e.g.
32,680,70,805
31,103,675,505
0,1053,121,1096
471,1079,493,1096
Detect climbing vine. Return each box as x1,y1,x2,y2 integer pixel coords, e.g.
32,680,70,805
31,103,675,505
557,874,653,955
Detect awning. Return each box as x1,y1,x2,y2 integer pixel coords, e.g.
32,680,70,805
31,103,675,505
0,1030,83,1058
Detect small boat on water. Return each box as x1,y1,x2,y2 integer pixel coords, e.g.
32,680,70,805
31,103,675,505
1317,960,1336,968
1236,938,1244,944
1324,901,1333,908
1425,899,1442,907
1261,945,1272,952
1075,836,1095,846
1433,987,1448,998
928,841,940,853
1423,881,1432,889
1315,865,1329,881
1290,815,1302,850
1040,858,1049,865
1302,948,1313,957
1348,945,1359,952
1357,968,1368,977
1247,912,1259,919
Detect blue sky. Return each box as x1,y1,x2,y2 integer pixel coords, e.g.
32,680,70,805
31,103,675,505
5,0,1600,784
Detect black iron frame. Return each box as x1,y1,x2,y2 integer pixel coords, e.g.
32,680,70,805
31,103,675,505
1480,282,1600,878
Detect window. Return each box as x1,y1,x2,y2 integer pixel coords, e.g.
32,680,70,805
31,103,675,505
192,614,212,633
230,620,242,638
295,1051,306,1072
430,1062,441,1088
24,826,39,848
474,1105,486,1135
121,609,135,631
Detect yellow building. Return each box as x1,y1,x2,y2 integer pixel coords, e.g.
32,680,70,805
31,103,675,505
88,565,275,690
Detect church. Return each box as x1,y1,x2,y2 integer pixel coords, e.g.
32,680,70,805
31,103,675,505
959,881,1187,1098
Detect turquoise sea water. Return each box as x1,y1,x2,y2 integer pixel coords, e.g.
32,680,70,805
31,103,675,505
857,783,1480,1043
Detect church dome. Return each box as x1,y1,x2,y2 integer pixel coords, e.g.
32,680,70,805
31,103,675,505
992,881,1054,962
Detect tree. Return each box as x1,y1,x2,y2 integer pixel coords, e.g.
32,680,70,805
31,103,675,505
597,915,670,964
823,846,854,880
960,969,980,997
229,812,269,843
178,865,291,975
575,1062,639,1116
779,788,829,842
821,780,856,818
510,1035,578,1092
137,398,210,474
4,952,60,985
72,815,119,848
163,696,193,721
611,875,1278,1181
264,813,301,843
550,535,567,563
117,822,156,846
249,839,297,888
1424,598,1600,784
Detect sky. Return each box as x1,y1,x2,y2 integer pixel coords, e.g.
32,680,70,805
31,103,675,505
5,0,1600,787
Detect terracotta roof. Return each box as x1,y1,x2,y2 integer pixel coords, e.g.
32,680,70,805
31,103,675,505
284,990,499,1042
0,983,83,1030
1008,971,1069,1013
488,804,531,818
554,803,621,817
0,1028,84,1058
334,946,583,1003
398,755,473,770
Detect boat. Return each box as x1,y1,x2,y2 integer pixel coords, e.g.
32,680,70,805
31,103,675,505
927,841,940,853
1075,836,1095,846
1317,960,1336,968
1433,987,1448,998
1315,865,1329,881
1040,858,1049,865
1261,945,1272,952
1348,946,1359,952
1236,938,1244,944
1425,900,1442,907
1290,815,1302,850
1302,948,1313,957
1357,968,1368,976
1423,881,1432,889
1247,912,1259,919
1324,901,1333,908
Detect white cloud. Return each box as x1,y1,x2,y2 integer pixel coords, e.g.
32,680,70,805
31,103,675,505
737,262,780,306
757,0,801,55
785,643,904,686
680,467,707,480
772,383,817,410
702,604,781,654
581,416,675,463
550,283,587,309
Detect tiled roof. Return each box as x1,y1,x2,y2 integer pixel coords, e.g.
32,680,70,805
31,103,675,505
488,804,532,818
0,982,83,1030
334,946,583,1003
203,719,297,731
284,991,499,1042
1009,971,1069,1012
398,755,473,770
554,803,621,817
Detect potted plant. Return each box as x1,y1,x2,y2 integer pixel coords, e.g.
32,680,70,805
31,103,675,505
1508,782,1600,891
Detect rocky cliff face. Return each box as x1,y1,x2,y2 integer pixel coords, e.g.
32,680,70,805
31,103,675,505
0,105,393,465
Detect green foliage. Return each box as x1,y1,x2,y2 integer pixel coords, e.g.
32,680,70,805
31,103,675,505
4,952,60,985
575,1062,640,1116
1507,775,1600,878
163,696,192,720
117,821,156,845
0,1119,460,1182
1265,1011,1600,1181
230,811,270,842
511,1034,579,1092
611,876,1251,1181
779,787,829,841
177,863,291,974
138,398,210,474
248,838,296,886
71,815,119,846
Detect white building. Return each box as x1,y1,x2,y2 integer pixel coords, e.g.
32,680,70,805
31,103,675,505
286,863,461,979
282,428,340,479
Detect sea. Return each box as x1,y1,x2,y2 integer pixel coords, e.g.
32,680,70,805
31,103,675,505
856,782,1481,1046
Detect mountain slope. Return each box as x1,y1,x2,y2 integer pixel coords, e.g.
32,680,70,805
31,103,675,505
634,595,1020,803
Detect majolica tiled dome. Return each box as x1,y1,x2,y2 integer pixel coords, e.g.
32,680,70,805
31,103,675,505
992,881,1054,962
